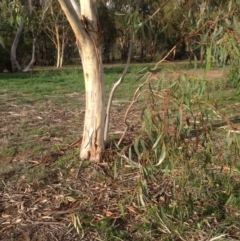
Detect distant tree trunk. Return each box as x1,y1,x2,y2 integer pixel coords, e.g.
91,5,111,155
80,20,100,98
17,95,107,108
58,0,105,162
120,33,128,60
44,3,63,68
55,25,62,68
11,20,24,72
59,28,66,68
23,38,36,72
60,38,65,67
59,27,66,67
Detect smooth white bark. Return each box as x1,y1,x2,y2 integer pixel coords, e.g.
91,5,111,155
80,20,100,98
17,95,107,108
55,25,61,68
57,0,87,44
11,20,24,72
60,36,65,67
58,0,105,161
23,38,36,72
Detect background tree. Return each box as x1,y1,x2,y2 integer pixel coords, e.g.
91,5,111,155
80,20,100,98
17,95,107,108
0,0,13,71
9,0,35,72
0,0,52,72
43,0,71,68
98,2,117,62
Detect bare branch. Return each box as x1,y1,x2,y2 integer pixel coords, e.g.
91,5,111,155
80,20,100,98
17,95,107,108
23,38,36,72
58,0,87,44
104,35,133,142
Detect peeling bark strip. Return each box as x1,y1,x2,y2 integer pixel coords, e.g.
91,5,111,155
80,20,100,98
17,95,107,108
58,0,105,162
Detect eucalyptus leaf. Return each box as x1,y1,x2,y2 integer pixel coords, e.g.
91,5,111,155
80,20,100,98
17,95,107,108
155,142,166,166
152,133,163,150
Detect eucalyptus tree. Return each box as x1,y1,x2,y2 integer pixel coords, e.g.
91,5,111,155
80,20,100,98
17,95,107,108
57,0,240,163
98,2,117,62
8,0,35,71
107,0,171,61
3,0,25,71
57,0,144,161
0,0,26,71
134,0,168,61
56,0,175,162
181,0,240,65
0,0,51,72
57,0,106,162
42,0,71,68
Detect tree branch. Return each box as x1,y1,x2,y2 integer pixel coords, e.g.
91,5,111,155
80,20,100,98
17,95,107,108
104,35,133,142
58,0,87,44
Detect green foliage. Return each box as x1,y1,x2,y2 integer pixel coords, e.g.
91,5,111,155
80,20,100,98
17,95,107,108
215,26,240,93
0,0,23,27
0,36,4,48
129,72,212,168
0,44,11,72
120,64,240,238
98,3,118,62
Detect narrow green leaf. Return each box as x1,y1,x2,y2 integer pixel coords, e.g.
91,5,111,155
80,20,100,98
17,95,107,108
225,194,234,206
140,139,147,152
213,26,223,39
139,190,145,206
147,67,162,73
115,12,126,16
194,54,198,69
226,130,232,147
200,31,209,45
232,41,240,55
155,142,166,166
205,47,211,71
178,106,183,132
160,207,167,223
146,129,154,143
152,133,162,150
119,202,125,216
134,138,141,158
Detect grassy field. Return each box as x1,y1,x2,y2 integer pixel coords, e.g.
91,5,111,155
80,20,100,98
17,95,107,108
0,63,240,241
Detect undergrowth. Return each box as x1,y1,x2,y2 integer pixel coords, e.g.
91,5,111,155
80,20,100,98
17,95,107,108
0,65,240,240
113,67,240,240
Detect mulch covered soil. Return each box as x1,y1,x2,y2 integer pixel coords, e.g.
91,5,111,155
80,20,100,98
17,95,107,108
0,94,144,241
1,69,239,240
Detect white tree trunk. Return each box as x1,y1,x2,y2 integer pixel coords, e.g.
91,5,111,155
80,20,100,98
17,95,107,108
58,0,105,162
23,38,36,72
11,20,24,72
55,25,61,68
59,37,65,68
